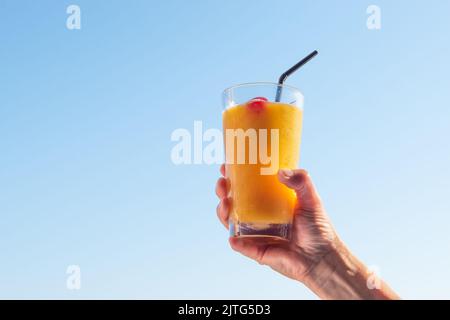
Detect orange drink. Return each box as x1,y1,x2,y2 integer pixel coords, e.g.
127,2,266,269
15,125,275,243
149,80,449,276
222,83,304,240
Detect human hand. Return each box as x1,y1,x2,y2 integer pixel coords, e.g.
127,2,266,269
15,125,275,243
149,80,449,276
216,165,338,282
215,165,399,299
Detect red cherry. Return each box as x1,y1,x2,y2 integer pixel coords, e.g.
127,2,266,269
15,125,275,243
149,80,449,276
252,97,268,102
247,97,268,112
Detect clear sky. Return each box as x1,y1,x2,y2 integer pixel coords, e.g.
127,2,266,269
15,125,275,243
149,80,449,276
0,0,449,299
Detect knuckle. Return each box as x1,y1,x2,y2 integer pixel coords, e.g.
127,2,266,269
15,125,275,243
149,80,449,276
216,203,221,215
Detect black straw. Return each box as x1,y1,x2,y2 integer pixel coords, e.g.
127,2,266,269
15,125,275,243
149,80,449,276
275,50,318,102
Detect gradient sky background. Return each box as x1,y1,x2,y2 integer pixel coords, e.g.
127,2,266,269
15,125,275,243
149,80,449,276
0,0,449,299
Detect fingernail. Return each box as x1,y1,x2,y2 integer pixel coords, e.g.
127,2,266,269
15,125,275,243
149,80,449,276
279,169,294,178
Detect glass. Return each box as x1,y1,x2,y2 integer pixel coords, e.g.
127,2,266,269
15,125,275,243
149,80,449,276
222,82,304,241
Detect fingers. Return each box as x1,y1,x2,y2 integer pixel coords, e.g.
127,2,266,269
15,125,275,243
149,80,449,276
215,177,228,199
229,237,271,264
229,238,300,278
216,164,230,229
216,198,231,229
277,169,323,212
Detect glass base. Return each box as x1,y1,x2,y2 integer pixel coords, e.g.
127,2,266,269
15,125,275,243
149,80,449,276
230,221,291,241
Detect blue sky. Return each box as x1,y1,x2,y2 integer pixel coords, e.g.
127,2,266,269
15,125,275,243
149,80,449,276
0,0,449,299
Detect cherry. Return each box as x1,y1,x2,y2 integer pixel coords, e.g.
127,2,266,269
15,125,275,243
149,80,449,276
252,97,268,101
246,97,268,112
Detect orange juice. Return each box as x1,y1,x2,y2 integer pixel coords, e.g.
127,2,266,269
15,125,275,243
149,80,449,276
223,99,303,236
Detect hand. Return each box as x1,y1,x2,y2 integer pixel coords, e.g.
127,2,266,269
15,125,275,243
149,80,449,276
215,165,399,299
215,165,338,282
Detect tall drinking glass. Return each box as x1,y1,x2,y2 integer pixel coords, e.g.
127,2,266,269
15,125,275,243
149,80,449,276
222,82,304,241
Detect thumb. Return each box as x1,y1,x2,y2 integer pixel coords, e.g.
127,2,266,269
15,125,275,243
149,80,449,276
277,169,323,212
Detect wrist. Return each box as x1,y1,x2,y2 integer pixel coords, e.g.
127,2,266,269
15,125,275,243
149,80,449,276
302,238,399,300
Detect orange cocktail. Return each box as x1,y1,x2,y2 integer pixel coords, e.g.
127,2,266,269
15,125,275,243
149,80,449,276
222,83,304,240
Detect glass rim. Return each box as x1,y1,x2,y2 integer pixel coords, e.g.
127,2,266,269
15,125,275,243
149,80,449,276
222,82,303,97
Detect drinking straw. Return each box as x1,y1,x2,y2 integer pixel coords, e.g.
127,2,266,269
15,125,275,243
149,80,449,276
275,50,318,102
